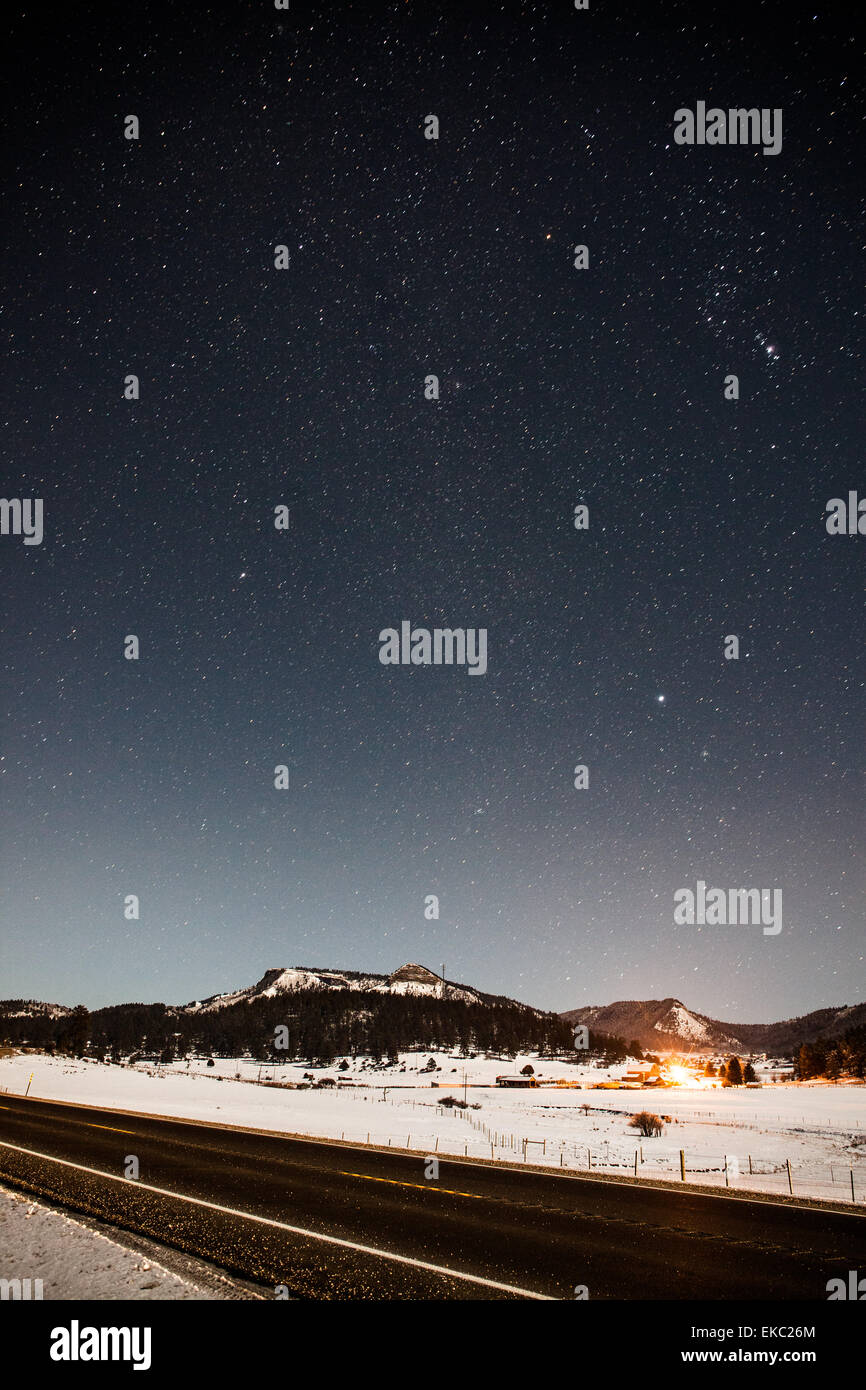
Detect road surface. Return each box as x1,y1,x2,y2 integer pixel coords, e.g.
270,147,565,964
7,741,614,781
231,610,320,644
1,1093,863,1300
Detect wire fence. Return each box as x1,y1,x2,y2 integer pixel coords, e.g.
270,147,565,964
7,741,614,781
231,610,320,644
342,1090,866,1204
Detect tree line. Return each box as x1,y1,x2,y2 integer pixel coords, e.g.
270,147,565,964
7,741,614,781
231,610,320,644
702,1056,757,1085
1,991,576,1062
793,1023,866,1080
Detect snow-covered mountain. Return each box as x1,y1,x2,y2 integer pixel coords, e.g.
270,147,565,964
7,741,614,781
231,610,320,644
561,996,866,1052
562,998,741,1050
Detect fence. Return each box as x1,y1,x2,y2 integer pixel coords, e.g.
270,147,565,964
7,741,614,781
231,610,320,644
343,1090,866,1204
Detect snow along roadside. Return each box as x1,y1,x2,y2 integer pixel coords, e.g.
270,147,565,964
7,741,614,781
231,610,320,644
0,1182,262,1300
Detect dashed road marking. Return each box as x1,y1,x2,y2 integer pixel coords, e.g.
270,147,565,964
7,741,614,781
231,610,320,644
340,1170,483,1199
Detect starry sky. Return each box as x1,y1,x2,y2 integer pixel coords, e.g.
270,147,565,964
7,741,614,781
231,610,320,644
1,1,863,1019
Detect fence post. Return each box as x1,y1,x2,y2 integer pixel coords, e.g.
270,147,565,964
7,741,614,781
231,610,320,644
680,1149,686,1181
786,1159,793,1194
851,1170,856,1203
634,1150,638,1176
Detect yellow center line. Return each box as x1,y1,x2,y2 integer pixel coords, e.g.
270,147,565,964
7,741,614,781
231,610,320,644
340,1170,483,1200
0,1106,133,1136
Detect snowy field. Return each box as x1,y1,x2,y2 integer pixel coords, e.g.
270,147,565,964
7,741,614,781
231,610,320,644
1,1051,865,1206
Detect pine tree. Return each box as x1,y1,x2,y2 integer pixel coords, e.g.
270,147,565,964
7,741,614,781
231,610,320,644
725,1056,743,1086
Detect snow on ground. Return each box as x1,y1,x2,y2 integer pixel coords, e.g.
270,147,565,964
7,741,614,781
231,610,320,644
0,1183,235,1299
1,1051,865,1205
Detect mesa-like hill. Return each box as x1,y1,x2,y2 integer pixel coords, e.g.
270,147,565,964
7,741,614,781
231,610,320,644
186,963,483,1011
0,963,569,1060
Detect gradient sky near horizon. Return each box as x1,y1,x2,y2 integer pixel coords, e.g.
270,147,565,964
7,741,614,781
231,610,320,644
1,1,863,1019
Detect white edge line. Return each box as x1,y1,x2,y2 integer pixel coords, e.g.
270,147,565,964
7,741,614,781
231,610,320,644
0,1138,554,1300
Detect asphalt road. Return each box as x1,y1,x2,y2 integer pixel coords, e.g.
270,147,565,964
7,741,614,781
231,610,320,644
1,1093,864,1300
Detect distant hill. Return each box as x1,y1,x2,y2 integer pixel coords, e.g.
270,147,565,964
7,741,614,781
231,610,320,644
561,997,866,1053
0,998,73,1022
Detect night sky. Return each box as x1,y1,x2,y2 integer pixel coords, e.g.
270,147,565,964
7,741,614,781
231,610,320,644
1,1,863,1019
